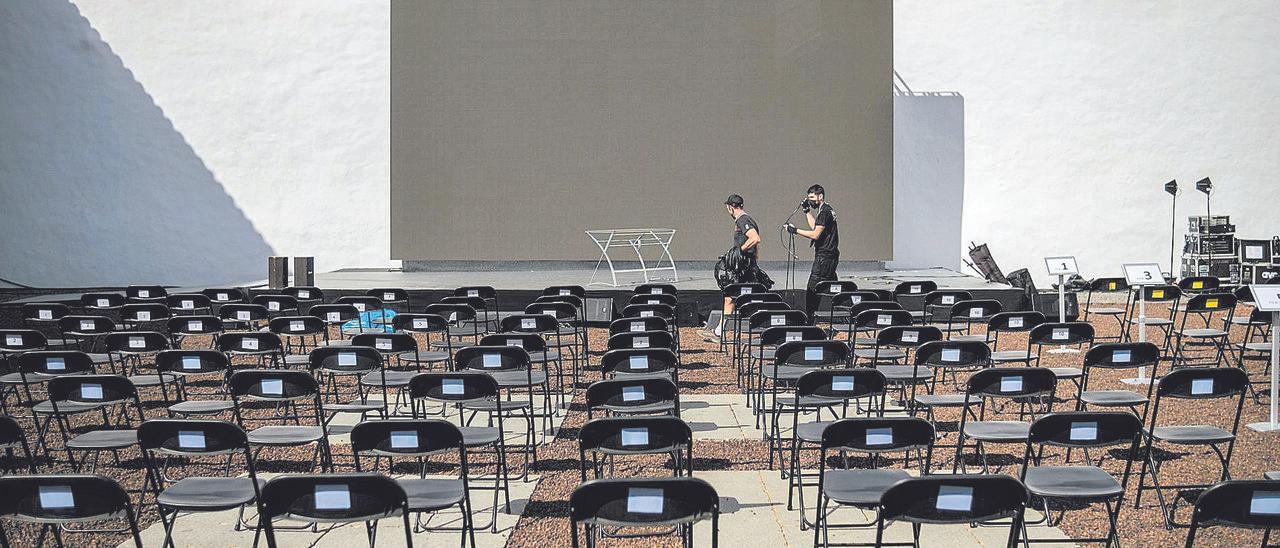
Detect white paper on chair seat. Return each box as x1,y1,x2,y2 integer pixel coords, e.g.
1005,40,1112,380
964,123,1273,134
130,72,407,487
187,320,204,332
1001,376,1023,393
506,339,524,348
1070,421,1098,441
627,487,664,514
46,357,65,371
38,485,75,509
1113,350,1131,363
559,289,571,296
260,379,283,395
413,318,430,329
830,284,842,294
314,485,351,510
327,312,341,322
38,309,53,320
383,292,396,301
621,427,649,446
338,352,357,366
129,336,146,349
442,378,466,395
1008,317,1024,328
290,321,305,332
968,308,984,318
136,311,151,321
353,303,366,311
651,288,663,295
941,295,955,305
267,302,280,311
633,336,650,348
786,331,803,342
5,334,21,346
216,293,229,301
832,375,855,392
629,355,649,370
901,331,918,343
866,427,893,446
181,356,202,370
1191,378,1214,395
622,385,645,401
805,346,824,361
849,295,862,304
375,338,393,350
740,287,752,295
942,349,961,362
521,318,537,329
80,320,95,331
483,353,502,368
631,321,645,332
468,289,480,297
178,430,206,450
81,383,103,400
640,310,655,318
1250,491,1280,515
298,290,310,298
1052,328,1069,340
936,485,973,512
242,338,259,350
237,311,251,321
876,314,892,326
390,430,418,449
97,299,110,307
181,300,195,309
771,315,786,326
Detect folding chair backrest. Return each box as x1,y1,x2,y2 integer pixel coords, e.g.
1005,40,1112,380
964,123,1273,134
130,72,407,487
1029,322,1095,347
774,340,849,367
966,367,1056,400
126,285,167,301
442,295,490,311
621,303,676,321
599,348,678,376
579,416,692,455
21,303,69,323
60,315,114,336
833,291,882,308
586,378,678,412
17,350,95,376
48,374,136,406
219,303,270,324
876,325,944,348
987,311,1045,333
501,313,557,333
480,333,548,352
408,371,499,403
797,369,887,402
217,331,283,354
949,299,1003,322
569,477,718,526
815,280,857,297
925,290,974,308
350,419,464,458
351,332,418,354
455,345,532,372
1026,411,1143,450
628,293,678,308
455,286,497,300
736,301,790,318
1155,367,1249,401
138,419,250,457
168,315,222,336
723,283,767,299
156,349,230,376
258,473,407,523
1182,293,1236,314
820,416,935,455
1089,277,1128,293
607,330,676,352
393,313,449,334
915,340,991,368
309,304,360,325
228,370,319,401
202,288,246,304
252,294,298,314
425,303,476,325
855,309,912,330
526,302,578,322
748,309,808,330
1178,276,1220,293
0,329,46,352
336,295,382,314
368,288,408,304
1188,480,1280,532
309,346,382,374
1232,285,1254,303
1083,342,1160,371
0,474,136,524
269,315,326,336
758,326,827,346
893,281,938,299
635,283,678,296
878,475,1028,524
167,294,212,313
120,303,170,323
544,285,586,298
81,292,125,309
284,286,323,302
610,317,669,337
1140,285,1181,303
104,331,169,354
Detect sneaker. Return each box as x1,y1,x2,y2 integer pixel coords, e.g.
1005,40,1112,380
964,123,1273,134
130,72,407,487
696,328,714,339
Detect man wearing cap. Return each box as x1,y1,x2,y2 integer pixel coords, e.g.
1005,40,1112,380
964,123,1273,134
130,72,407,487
699,194,762,342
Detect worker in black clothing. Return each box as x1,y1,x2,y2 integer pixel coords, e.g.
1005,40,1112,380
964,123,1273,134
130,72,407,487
785,184,840,320
699,194,763,342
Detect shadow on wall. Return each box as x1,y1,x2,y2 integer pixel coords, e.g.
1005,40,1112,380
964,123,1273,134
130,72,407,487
0,0,273,288
889,71,965,271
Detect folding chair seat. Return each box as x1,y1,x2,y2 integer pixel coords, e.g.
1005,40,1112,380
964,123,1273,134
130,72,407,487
1077,342,1160,414
218,303,271,333
0,474,143,548
155,349,235,417
578,415,693,480
568,477,719,548
351,419,477,541
940,299,1002,341
1185,480,1280,547
952,367,1057,474
19,303,73,349
309,303,360,346
984,311,1045,363
409,372,516,526
1134,367,1249,528
118,303,170,331
811,416,935,538
283,285,324,313
586,377,679,418
217,331,285,369
268,315,329,366
257,473,412,548
166,314,222,349
1170,293,1236,368
1019,411,1142,545
871,475,1028,548
921,290,973,326
228,369,333,471
137,419,263,547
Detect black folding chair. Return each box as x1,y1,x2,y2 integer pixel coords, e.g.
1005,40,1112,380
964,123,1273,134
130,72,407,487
309,303,361,346
873,475,1028,548
1134,366,1249,528
218,331,285,369
284,286,324,313
939,299,1003,342
155,349,236,417
454,345,546,459
1083,277,1129,341
848,310,914,363
1027,322,1095,400
42,374,144,473
598,347,679,383
578,416,693,480
103,331,180,406
569,477,719,548
0,415,36,473
1121,284,1181,350
1019,411,1143,545
984,312,1046,365
909,340,992,422
812,416,935,543
268,315,328,367
952,367,1057,474
921,290,973,325
1184,480,1280,547
3,350,95,419
19,304,71,349
761,339,852,448
1170,293,1236,368
0,474,143,548
257,473,412,548
228,370,333,472
310,345,389,421
137,419,263,548
351,419,476,543
1076,342,1160,415
166,314,222,349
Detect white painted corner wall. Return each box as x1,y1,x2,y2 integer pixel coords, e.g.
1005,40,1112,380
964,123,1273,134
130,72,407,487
2,1,1277,288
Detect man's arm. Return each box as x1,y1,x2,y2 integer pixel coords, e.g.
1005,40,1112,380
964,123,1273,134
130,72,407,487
742,227,762,251
795,224,824,241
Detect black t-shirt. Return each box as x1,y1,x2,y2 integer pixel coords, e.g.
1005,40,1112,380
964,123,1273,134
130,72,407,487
812,203,839,256
733,213,759,257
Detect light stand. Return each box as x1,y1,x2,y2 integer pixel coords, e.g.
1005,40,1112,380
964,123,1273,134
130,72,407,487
1196,177,1213,268
781,203,803,291
1164,180,1178,277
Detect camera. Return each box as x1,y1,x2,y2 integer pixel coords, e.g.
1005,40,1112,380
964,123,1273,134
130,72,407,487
800,199,818,212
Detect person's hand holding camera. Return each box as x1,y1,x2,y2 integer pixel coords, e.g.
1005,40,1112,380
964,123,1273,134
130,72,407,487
800,199,812,213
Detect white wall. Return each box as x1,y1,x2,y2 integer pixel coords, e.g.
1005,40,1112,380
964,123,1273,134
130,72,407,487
895,0,1280,286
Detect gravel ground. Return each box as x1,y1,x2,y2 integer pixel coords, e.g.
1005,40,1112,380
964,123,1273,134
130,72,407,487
4,306,1277,547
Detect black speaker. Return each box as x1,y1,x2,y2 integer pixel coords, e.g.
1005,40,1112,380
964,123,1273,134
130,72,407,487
293,256,315,286
1034,292,1080,322
267,256,289,289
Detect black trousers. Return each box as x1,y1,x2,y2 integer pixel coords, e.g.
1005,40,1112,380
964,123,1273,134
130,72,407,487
805,253,840,321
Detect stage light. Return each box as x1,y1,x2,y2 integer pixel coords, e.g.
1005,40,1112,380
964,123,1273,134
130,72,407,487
1196,177,1212,194
1164,180,1178,195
